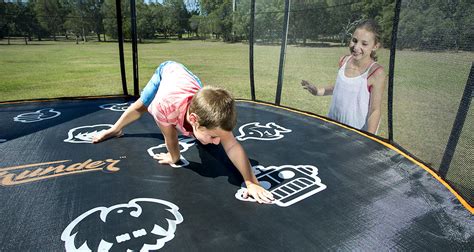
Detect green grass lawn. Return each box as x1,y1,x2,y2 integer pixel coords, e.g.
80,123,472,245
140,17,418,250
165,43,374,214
0,39,472,187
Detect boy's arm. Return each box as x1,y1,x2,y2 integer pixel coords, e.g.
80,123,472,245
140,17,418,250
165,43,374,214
153,124,181,164
221,132,274,204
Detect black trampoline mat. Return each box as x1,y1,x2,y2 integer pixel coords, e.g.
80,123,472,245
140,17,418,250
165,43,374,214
0,97,473,251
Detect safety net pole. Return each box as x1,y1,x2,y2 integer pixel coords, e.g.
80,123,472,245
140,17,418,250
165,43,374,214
275,0,291,105
439,63,473,178
130,0,139,96
249,0,256,101
387,0,402,142
115,0,128,96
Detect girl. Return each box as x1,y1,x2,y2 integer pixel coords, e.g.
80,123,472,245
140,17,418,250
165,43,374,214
302,19,386,134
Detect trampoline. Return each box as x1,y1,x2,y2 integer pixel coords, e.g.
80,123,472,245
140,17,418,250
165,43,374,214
0,97,472,251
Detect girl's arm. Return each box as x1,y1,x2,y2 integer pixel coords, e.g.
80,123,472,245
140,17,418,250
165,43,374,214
366,67,386,134
300,55,345,96
301,80,334,96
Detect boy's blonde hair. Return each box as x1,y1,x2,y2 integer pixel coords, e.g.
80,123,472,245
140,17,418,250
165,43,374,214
189,86,237,131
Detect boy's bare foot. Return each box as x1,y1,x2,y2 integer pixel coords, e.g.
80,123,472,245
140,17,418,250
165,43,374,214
92,129,123,143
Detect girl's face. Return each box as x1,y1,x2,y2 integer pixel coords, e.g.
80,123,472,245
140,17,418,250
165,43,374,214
349,28,378,61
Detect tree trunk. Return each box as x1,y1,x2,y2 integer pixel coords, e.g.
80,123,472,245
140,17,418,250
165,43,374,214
83,27,87,43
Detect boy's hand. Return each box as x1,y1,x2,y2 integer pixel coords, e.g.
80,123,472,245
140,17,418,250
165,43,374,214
92,128,123,143
153,152,179,165
243,182,274,204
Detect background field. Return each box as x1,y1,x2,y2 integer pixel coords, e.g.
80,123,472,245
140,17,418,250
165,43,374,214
0,39,472,197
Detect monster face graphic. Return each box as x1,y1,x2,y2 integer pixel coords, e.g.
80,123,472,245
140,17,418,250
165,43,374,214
235,165,327,207
64,124,113,144
61,198,183,251
147,137,196,167
236,122,292,141
100,102,132,112
13,108,61,123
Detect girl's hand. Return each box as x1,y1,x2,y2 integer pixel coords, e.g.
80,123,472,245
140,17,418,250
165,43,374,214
243,182,274,204
301,80,319,96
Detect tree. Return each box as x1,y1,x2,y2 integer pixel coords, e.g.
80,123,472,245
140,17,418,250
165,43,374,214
397,0,473,51
254,0,285,43
89,0,106,41
34,0,69,40
188,10,200,37
232,0,250,40
289,0,329,45
136,0,162,41
199,0,221,15
162,0,191,39
16,1,39,43
63,0,92,43
0,2,6,38
102,0,131,40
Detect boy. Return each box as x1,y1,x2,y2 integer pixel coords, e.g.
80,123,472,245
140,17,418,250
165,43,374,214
93,61,273,204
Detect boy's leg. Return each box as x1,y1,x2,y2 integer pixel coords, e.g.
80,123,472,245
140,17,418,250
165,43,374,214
140,61,174,106
92,62,173,143
92,99,147,143
180,63,203,87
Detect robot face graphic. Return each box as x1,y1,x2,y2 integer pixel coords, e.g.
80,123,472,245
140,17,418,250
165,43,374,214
99,102,132,112
64,124,113,144
61,198,183,251
236,122,292,141
235,165,327,207
13,108,61,123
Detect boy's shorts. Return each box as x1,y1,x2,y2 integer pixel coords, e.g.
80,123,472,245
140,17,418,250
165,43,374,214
140,61,202,107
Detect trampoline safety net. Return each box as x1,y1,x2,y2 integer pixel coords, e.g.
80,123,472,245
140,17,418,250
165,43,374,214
248,0,473,207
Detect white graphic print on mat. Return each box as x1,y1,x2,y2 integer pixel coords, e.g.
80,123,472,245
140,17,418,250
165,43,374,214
235,165,326,207
64,124,113,143
61,198,183,251
147,137,196,168
13,108,61,123
100,102,132,112
236,122,291,141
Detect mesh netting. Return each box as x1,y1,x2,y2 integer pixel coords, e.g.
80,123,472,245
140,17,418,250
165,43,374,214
0,0,130,101
394,0,473,205
250,0,473,205
447,106,473,206
252,0,285,102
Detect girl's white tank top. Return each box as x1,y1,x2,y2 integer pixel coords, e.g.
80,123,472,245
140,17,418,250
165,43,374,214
328,56,376,131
